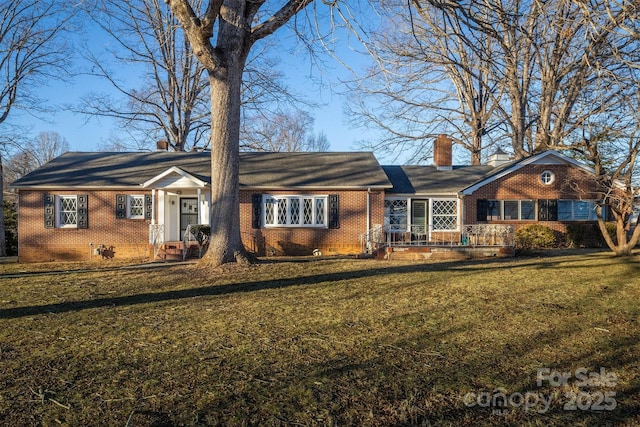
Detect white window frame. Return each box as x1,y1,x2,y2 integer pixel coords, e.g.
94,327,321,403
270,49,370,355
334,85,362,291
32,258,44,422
127,195,145,219
384,197,409,232
558,200,600,221
57,195,78,228
430,198,459,231
262,195,328,228
540,170,556,185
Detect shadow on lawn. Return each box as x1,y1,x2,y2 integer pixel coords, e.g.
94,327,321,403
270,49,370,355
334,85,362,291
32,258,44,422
0,251,632,320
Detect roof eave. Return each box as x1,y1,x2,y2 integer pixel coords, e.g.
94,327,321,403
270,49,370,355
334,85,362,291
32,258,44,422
241,185,392,191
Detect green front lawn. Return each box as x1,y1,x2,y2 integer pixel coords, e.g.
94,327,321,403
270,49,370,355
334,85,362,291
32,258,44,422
1,251,638,426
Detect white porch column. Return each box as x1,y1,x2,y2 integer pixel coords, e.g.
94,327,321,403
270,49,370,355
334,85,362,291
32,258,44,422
197,188,202,224
151,189,156,225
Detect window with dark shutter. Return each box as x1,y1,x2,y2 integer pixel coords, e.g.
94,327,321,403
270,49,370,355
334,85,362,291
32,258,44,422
328,194,339,229
44,194,55,228
538,199,558,221
548,199,558,221
116,195,126,219
476,199,488,222
252,194,262,229
77,194,89,228
145,194,153,220
538,199,548,221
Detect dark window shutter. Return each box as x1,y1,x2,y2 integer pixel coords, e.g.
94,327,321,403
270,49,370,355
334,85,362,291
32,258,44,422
548,199,558,221
77,194,89,229
538,199,557,222
328,194,339,229
44,194,55,228
145,194,153,220
252,194,262,229
538,199,548,221
116,194,126,219
477,199,488,221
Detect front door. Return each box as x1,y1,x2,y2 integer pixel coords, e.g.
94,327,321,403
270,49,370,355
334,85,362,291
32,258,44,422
180,198,198,240
411,200,429,243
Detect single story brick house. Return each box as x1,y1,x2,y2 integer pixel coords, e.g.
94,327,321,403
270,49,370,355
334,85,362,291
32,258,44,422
10,136,605,262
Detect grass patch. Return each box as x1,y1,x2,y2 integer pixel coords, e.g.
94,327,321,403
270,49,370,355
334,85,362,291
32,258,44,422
1,252,639,426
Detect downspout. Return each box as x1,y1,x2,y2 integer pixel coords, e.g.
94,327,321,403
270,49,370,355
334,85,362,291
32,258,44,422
459,193,465,244
367,188,371,232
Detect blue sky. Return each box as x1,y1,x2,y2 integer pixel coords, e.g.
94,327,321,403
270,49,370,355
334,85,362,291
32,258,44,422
9,16,376,156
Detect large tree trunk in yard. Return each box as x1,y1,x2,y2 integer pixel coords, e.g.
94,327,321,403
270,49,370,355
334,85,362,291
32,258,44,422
0,155,6,257
596,210,640,257
165,0,316,266
201,58,252,266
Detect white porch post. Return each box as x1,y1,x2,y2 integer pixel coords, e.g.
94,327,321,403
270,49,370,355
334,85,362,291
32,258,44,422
197,188,202,224
151,189,156,225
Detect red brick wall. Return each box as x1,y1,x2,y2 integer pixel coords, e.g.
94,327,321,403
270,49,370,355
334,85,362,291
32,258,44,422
464,163,600,233
239,189,384,256
434,134,453,167
18,188,384,261
17,190,152,262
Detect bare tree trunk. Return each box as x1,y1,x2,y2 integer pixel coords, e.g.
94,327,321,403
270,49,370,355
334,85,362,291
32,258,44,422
470,131,482,165
0,154,6,257
596,215,639,257
203,61,251,265
167,0,314,266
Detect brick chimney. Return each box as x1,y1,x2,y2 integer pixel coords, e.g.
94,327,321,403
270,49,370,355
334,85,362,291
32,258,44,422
433,134,452,170
156,139,169,151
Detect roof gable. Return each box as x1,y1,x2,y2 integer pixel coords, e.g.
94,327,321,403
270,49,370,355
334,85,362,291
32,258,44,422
142,166,208,189
461,150,594,195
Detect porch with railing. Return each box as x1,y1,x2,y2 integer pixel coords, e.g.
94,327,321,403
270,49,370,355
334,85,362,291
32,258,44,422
149,223,211,261
360,224,515,257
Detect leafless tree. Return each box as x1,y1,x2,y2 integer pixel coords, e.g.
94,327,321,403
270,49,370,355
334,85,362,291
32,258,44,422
4,132,70,184
569,112,640,255
78,0,210,151
80,0,310,152
349,0,633,162
241,110,330,152
0,0,73,257
165,0,322,265
435,0,636,157
347,1,504,164
567,0,640,256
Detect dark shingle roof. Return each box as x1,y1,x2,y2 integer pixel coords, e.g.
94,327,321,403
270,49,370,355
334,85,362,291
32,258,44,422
382,165,495,195
10,151,392,190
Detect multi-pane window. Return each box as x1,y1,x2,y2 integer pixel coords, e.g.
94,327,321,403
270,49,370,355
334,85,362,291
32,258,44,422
45,194,87,229
558,200,600,221
385,199,459,231
128,195,145,219
58,196,78,227
487,200,502,221
384,199,408,231
432,199,458,231
263,195,327,227
483,200,536,221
